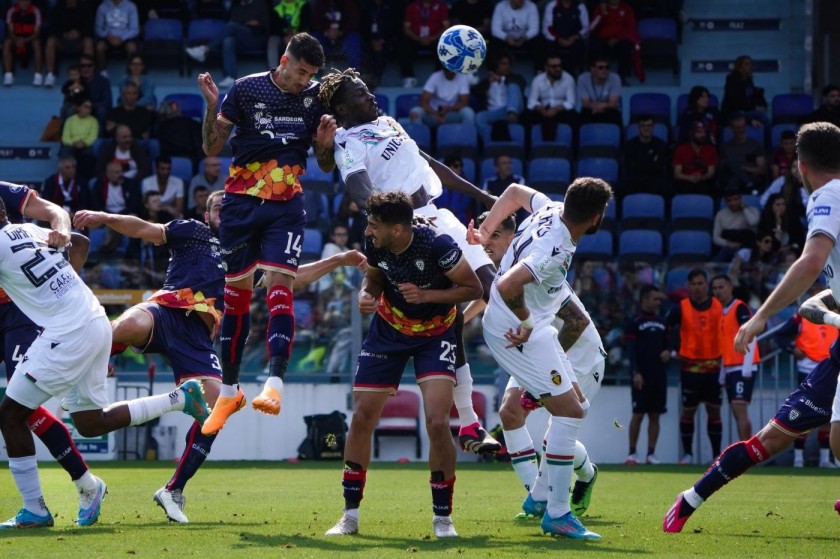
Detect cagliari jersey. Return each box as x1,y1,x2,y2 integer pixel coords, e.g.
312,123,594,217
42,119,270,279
484,192,576,338
806,179,840,305
555,286,606,372
334,116,443,200
0,222,104,336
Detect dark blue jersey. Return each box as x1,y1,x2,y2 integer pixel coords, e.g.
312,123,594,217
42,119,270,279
625,311,668,376
366,226,462,337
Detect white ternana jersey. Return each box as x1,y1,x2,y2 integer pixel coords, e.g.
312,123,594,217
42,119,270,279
806,179,840,304
483,193,575,337
334,116,443,199
0,223,105,336
553,286,606,372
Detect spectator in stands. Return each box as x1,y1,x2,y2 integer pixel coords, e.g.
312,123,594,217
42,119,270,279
134,0,187,23
61,64,86,112
622,114,669,195
576,55,622,126
95,123,151,180
60,98,99,178
267,0,312,69
90,159,143,216
719,113,767,194
317,221,353,292
433,155,476,224
672,120,717,195
410,67,475,127
78,53,112,124
727,231,780,303
712,188,760,262
189,0,228,19
155,99,204,161
489,0,540,65
140,156,185,218
94,0,140,75
106,81,152,140
311,0,362,71
119,54,156,112
358,0,399,89
44,0,94,88
761,155,809,210
720,54,769,128
41,154,91,218
677,85,720,144
399,0,450,88
336,195,365,251
803,84,840,128
184,185,209,221
2,0,43,86
770,129,797,180
188,156,226,210
589,0,639,84
473,50,526,128
450,0,494,37
541,0,589,77
758,192,805,255
482,154,526,225
139,190,174,225
524,54,577,140
185,0,272,90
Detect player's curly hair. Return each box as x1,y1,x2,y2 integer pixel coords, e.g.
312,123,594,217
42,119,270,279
318,67,360,113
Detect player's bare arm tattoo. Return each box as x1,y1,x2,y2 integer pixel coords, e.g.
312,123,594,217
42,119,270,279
557,300,590,351
503,292,525,313
799,290,840,325
316,143,335,171
202,108,228,154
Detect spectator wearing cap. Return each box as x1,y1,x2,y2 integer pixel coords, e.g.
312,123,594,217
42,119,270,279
672,120,717,195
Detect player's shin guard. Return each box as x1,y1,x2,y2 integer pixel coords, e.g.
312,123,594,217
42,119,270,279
694,435,768,500
530,436,550,501
28,407,88,481
504,426,538,491
574,440,595,482
679,417,695,456
707,417,723,456
166,421,216,492
545,416,581,518
220,285,252,385
342,461,366,510
266,285,294,379
430,471,455,517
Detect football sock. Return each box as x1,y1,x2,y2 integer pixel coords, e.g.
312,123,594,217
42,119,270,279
219,384,239,398
120,389,183,426
707,417,722,456
794,434,806,450
73,470,98,493
9,456,47,515
629,445,637,455
679,417,694,456
682,487,704,509
647,446,656,457
263,375,284,394
530,435,549,501
819,429,831,449
453,364,479,426
504,426,537,491
28,406,88,481
167,421,216,492
266,285,295,370
574,440,595,482
342,461,366,510
430,471,455,517
694,435,768,500
820,448,832,463
220,284,251,385
545,416,580,518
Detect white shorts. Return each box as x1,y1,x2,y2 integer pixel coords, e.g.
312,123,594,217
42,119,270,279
415,204,493,270
505,356,603,403
6,316,112,413
486,325,575,398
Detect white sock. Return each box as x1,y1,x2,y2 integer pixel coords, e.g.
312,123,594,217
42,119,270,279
264,376,284,393
9,456,48,515
530,434,550,501
117,390,183,426
453,364,479,426
573,440,595,482
344,507,359,520
220,384,239,398
794,448,804,461
820,448,831,463
683,487,705,509
545,416,581,518
73,470,96,492
504,426,538,491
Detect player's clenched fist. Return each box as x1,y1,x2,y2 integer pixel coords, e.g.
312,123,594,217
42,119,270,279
359,291,378,314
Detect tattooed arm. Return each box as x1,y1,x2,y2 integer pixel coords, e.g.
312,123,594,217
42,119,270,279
202,104,234,156
798,288,840,327
556,298,591,351
496,263,536,347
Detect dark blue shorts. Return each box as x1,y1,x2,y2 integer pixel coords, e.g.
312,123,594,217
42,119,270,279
680,370,722,408
354,315,457,393
771,358,837,436
0,303,41,380
631,370,667,414
141,304,221,384
219,192,306,280
724,371,756,403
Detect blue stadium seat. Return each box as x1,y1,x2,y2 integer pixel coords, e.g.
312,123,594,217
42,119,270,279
625,122,669,143
622,193,665,229
478,123,525,159
676,93,719,116
302,228,324,261
527,158,571,193
168,156,194,184
602,199,617,231
668,230,712,264
772,93,814,124
638,18,679,75
163,93,204,120
294,299,315,329
480,157,523,185
436,123,478,158
142,18,184,72
530,124,573,158
770,123,798,150
578,123,621,158
401,121,432,153
87,227,106,254
100,264,123,289
459,158,476,183
184,19,227,73
303,156,336,194
395,94,422,120
665,267,691,295
629,92,672,125
374,93,390,116
670,194,714,230
198,156,232,176
619,229,663,263
576,230,613,260
577,157,619,185
304,192,329,227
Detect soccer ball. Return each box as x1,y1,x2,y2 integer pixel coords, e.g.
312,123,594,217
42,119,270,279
437,25,486,74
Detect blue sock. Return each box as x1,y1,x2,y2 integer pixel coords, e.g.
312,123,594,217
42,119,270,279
694,436,767,500
29,407,88,481
166,421,216,492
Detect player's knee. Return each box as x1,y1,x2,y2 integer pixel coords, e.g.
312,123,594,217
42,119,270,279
424,412,450,437
349,406,380,432
498,398,525,429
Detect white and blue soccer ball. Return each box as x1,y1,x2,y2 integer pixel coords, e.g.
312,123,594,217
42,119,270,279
437,25,486,74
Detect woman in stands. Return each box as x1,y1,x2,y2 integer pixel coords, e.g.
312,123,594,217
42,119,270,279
677,86,720,144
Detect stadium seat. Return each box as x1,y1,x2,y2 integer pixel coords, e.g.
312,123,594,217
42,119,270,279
602,199,617,231
169,156,194,184
142,18,184,73
621,193,665,229
578,123,621,158
676,93,719,116
670,194,714,230
638,18,679,75
302,228,323,261
99,264,123,289
436,123,478,158
530,123,573,158
480,157,523,185
303,155,336,195
198,156,232,176
374,93,390,116
619,229,663,263
628,92,672,126
770,123,798,150
625,122,669,143
449,391,488,435
459,157,476,183
478,123,525,159
373,390,422,459
577,157,619,185
668,230,712,264
527,157,571,193
576,230,613,260
771,93,814,124
395,93,422,120
162,93,204,120
665,267,691,295
304,192,330,228
401,121,432,153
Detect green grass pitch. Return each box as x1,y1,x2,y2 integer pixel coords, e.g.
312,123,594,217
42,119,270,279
0,461,836,558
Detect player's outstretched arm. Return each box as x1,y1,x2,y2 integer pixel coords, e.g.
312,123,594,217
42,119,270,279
359,266,385,313
463,299,487,324
22,192,71,247
422,150,496,209
345,171,377,210
798,288,840,327
68,232,90,273
293,250,367,290
198,73,234,156
314,114,337,172
476,183,537,241
74,210,166,245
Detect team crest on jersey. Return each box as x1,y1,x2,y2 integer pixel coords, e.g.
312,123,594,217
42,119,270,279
8,185,23,193
550,370,562,385
788,409,800,421
304,97,313,108
415,259,425,271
